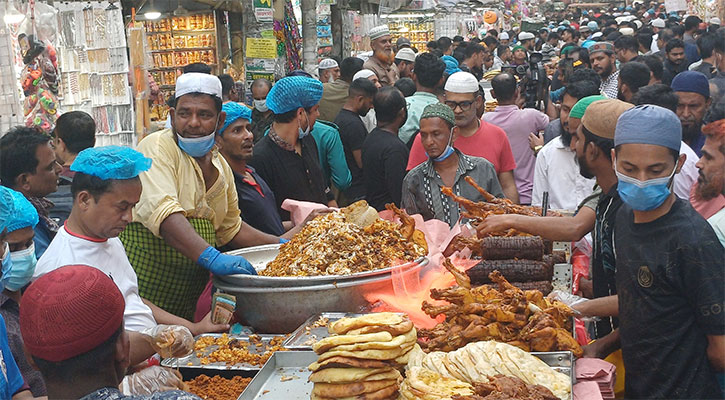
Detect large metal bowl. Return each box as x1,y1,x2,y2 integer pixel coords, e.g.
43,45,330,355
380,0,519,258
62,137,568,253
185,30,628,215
220,244,428,288
213,262,425,333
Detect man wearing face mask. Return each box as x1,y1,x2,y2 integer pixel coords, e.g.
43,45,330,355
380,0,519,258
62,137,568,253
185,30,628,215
334,78,378,205
250,78,274,142
0,186,45,397
249,76,336,220
363,25,399,87
612,105,724,399
120,73,279,321
402,103,503,227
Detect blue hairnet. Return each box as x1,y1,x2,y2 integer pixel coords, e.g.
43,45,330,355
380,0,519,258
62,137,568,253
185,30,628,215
71,146,152,180
266,76,323,114
442,55,461,76
615,105,682,152
0,186,38,233
221,102,253,134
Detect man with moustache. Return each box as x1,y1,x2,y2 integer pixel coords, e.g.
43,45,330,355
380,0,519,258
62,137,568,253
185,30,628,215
693,118,725,245
363,25,399,87
661,39,688,86
671,71,712,156
589,42,619,99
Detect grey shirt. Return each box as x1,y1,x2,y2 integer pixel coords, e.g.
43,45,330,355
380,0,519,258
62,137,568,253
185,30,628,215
401,150,504,227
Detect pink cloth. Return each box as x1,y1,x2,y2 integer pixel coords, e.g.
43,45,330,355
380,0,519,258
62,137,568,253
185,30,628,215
483,105,550,204
573,381,605,400
690,182,725,220
407,119,517,174
281,199,332,226
575,358,616,400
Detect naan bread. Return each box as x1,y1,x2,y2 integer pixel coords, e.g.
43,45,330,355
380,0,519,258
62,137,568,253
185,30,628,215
347,320,414,336
311,382,400,400
308,356,394,371
316,343,414,362
329,313,405,335
324,329,416,353
313,332,393,354
309,367,395,383
312,379,397,397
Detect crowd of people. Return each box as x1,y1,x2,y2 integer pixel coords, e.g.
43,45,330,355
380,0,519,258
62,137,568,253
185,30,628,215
0,2,723,399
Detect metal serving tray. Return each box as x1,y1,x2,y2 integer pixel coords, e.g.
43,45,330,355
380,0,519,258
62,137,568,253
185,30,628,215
532,351,576,386
238,351,318,400
221,244,428,288
161,334,287,373
282,313,360,350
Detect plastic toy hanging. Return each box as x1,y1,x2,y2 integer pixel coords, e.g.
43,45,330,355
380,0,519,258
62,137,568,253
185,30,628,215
19,33,59,134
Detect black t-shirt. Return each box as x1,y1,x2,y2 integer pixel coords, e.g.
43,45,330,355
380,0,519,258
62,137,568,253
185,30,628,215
334,109,368,202
361,128,409,211
591,184,623,339
233,167,285,236
614,198,724,399
249,134,330,220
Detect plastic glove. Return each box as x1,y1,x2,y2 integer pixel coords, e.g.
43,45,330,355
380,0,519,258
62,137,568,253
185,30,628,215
120,366,188,395
197,246,257,275
279,237,289,244
140,325,194,358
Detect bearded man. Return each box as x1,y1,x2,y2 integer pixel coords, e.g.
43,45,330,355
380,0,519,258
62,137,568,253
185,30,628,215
363,25,399,86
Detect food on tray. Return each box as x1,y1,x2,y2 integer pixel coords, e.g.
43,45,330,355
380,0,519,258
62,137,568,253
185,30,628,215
185,375,252,400
479,236,545,260
417,260,582,356
451,374,558,400
308,313,418,400
399,367,474,399
407,341,571,399
466,259,552,284
193,334,287,366
261,201,427,277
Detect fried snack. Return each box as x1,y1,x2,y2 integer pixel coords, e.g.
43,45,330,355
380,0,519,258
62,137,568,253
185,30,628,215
262,203,426,277
451,374,558,400
324,329,416,353
417,260,581,356
313,332,394,354
312,379,399,397
309,367,399,383
316,344,415,363
308,356,395,371
409,341,571,400
347,319,415,336
399,367,474,400
193,334,287,366
185,375,251,400
329,313,406,335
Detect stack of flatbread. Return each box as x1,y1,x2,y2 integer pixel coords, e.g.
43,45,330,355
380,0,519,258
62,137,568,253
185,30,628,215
406,341,571,400
399,367,474,399
307,313,418,400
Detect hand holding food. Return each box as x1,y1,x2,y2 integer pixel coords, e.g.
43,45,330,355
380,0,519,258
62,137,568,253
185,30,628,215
141,324,195,358
119,366,187,395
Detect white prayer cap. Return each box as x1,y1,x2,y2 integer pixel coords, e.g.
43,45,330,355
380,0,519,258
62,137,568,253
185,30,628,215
395,48,416,63
518,31,535,41
710,17,721,25
499,32,509,40
444,71,479,93
591,31,603,38
369,25,391,40
175,72,222,99
353,69,376,81
319,58,338,70
619,27,634,36
650,18,665,28
632,20,642,29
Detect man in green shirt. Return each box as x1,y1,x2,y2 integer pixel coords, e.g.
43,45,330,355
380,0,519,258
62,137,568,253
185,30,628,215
399,53,446,146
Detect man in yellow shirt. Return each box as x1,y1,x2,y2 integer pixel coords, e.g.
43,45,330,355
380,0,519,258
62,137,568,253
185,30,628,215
120,72,279,320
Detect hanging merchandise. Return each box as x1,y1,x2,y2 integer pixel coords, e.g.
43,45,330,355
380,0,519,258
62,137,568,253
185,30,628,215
434,13,459,39
274,0,302,72
54,1,134,146
316,1,332,58
19,34,58,134
484,10,498,24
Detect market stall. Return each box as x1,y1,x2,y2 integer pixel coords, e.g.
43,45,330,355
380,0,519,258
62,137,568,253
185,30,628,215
385,12,435,51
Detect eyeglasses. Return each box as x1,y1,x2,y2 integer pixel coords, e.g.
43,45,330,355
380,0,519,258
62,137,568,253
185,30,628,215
444,100,475,111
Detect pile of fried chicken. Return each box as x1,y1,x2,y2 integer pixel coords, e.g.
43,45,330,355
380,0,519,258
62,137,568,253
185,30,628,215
452,375,559,400
417,259,582,357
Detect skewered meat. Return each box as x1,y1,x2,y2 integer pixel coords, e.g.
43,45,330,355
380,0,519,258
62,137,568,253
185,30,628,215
480,236,544,260
467,259,551,284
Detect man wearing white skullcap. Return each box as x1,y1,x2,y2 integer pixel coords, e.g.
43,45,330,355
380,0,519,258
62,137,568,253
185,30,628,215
363,25,399,87
518,31,536,52
318,58,340,83
484,72,549,204
498,31,510,46
120,70,280,321
407,71,519,203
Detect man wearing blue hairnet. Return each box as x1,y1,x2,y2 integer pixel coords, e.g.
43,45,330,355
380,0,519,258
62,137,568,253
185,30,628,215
612,105,724,398
249,76,337,220
0,186,45,396
120,72,280,321
217,102,329,236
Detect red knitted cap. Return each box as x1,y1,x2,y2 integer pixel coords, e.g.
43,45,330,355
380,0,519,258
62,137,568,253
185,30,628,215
20,265,125,362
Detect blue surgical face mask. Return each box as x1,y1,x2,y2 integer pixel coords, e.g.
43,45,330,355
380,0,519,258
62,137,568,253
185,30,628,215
426,127,456,162
176,119,219,158
298,111,311,140
3,242,37,292
615,161,677,211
